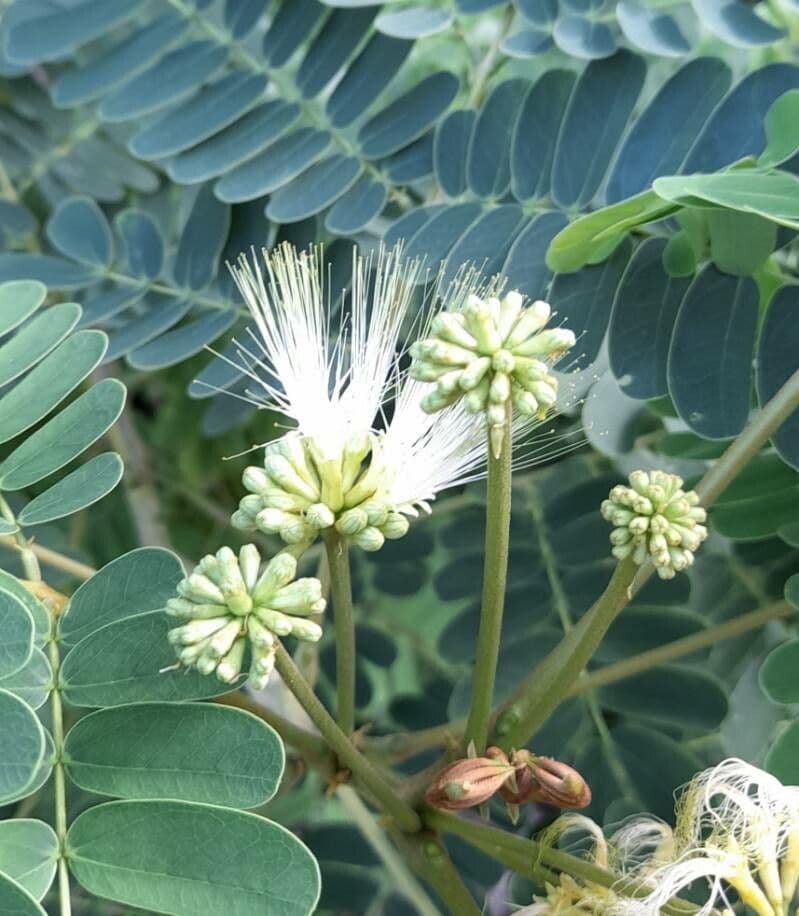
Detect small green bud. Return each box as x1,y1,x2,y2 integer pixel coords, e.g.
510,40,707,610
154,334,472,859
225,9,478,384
381,512,410,540
336,506,369,536
217,638,246,684
353,526,385,552
306,502,336,530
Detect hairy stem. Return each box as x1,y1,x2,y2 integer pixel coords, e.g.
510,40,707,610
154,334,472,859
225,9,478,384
464,409,513,753
323,529,356,736
273,642,421,832
338,787,440,916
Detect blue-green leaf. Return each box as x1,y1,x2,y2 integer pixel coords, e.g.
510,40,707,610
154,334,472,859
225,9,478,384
296,8,375,98
64,703,284,807
0,255,97,290
0,590,34,679
325,178,387,234
173,186,230,291
0,281,45,337
60,547,184,648
0,303,81,387
17,453,123,527
434,109,476,199
127,311,236,371
0,872,46,915
467,78,528,200
267,155,362,222
0,648,51,711
0,689,44,804
114,210,164,280
0,820,57,902
757,285,799,469
46,197,113,268
0,379,125,490
690,0,784,46
668,267,758,439
616,1,690,56
67,800,320,916
553,17,616,59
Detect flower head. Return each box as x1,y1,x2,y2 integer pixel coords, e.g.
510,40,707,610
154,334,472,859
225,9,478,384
166,545,325,689
409,285,575,457
601,470,707,578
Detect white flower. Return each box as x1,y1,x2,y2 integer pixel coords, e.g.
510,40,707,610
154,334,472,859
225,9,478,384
229,242,422,464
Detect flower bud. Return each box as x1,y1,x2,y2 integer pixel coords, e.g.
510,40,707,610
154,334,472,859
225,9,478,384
425,755,515,811
353,526,385,552
514,753,592,809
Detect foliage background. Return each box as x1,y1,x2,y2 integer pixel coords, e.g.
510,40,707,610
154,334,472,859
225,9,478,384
0,0,799,913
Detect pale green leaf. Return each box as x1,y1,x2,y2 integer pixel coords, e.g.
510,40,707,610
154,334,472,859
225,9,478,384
0,648,51,710
0,590,34,678
0,281,46,337
759,90,799,169
0,871,47,915
0,820,58,901
0,689,45,804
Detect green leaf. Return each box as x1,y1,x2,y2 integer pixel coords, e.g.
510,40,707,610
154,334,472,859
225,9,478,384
786,573,799,609
60,611,241,707
706,209,777,275
759,90,799,169
0,519,18,535
598,664,728,731
17,453,123,527
64,702,284,808
0,820,58,901
759,639,799,704
0,330,108,445
766,719,799,783
3,731,53,806
546,188,676,272
0,590,34,678
60,547,184,647
0,648,51,710
653,171,799,231
0,572,49,644
0,303,81,387
67,800,321,916
0,872,47,916
0,689,45,804
0,380,126,490
0,281,46,337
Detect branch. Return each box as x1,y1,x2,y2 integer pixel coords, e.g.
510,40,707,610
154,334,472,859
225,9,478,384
323,529,356,736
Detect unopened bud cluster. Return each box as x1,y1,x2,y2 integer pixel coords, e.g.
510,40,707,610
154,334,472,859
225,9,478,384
167,545,325,689
601,470,707,579
409,291,575,457
231,433,410,552
425,747,590,819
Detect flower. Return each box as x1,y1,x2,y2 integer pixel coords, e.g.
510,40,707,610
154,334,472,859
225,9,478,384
166,545,325,689
409,285,576,457
500,751,592,809
424,749,515,810
615,759,799,916
600,470,707,578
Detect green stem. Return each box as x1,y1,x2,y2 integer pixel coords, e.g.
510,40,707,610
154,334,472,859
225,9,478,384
573,600,794,694
425,810,697,915
464,409,513,753
495,556,638,749
0,495,41,580
273,642,421,833
322,529,356,736
0,535,95,581
391,830,482,916
338,787,440,916
48,634,72,916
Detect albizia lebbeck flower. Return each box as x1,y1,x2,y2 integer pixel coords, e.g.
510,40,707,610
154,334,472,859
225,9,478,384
224,243,581,552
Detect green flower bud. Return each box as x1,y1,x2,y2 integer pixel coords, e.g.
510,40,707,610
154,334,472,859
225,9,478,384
353,527,385,552
336,506,369,536
231,509,256,531
602,471,708,578
217,638,246,684
381,512,409,540
306,502,336,530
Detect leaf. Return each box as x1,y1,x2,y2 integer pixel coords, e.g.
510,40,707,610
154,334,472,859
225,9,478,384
64,702,284,808
46,197,113,268
60,547,184,648
757,287,799,469
114,210,164,279
553,50,645,208
707,209,777,275
759,639,799,704
467,79,529,200
615,1,690,57
358,72,460,159
126,311,236,371
653,171,799,231
606,57,732,203
759,90,799,169
130,72,267,160
690,0,784,47
104,297,192,363
0,648,51,711
609,238,689,399
173,186,230,291
266,154,363,222
60,611,241,707
67,800,321,916
17,453,123,527
0,303,81,387
0,872,47,916
0,820,58,901
766,720,799,783
0,330,108,445
546,189,676,272
0,281,45,337
440,204,525,288
99,41,228,123
0,689,45,804
0,255,98,290
296,8,376,99
0,572,49,644
376,6,452,37
325,178,387,235
0,590,34,679
598,664,728,730
434,110,475,199
501,212,567,300
404,202,482,266
667,267,758,439
0,380,126,490
553,16,617,59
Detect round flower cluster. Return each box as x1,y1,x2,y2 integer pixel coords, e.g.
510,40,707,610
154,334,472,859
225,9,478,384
231,433,411,552
409,291,575,457
166,545,325,689
601,470,708,579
